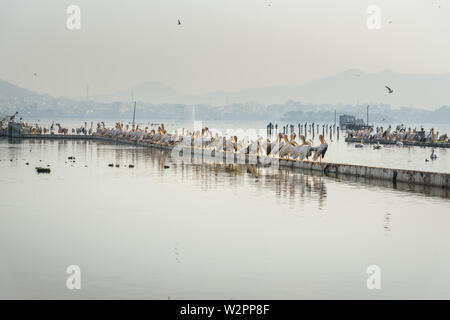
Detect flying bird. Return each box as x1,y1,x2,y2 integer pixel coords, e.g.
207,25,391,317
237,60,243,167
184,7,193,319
385,85,394,94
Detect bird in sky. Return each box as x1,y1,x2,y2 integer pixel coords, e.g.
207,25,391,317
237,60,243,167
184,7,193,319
385,85,394,94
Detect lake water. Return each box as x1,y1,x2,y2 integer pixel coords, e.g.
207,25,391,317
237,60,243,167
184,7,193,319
0,137,449,299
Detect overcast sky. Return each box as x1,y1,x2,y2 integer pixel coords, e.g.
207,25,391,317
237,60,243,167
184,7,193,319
0,0,449,97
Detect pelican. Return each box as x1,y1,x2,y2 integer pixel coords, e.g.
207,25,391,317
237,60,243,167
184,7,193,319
430,149,437,160
279,135,293,159
223,135,235,152
269,133,284,157
296,136,312,160
55,123,68,135
355,140,364,148
313,135,328,162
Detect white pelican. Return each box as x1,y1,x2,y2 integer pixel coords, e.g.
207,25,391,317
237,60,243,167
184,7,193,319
279,135,293,159
313,135,328,162
355,140,364,148
296,136,312,160
269,133,284,157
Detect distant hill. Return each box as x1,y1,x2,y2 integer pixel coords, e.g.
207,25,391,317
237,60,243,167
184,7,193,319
93,69,450,110
1,70,449,123
0,79,40,100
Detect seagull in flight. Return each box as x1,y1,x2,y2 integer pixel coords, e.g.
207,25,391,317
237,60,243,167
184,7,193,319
385,85,394,94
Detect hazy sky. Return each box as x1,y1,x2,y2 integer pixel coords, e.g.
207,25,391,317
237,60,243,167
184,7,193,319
0,0,449,97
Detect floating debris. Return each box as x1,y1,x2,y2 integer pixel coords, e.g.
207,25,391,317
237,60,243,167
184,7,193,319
108,163,114,167
35,167,51,173
115,164,119,168
129,164,135,168
68,156,75,160
164,165,170,169
25,162,29,165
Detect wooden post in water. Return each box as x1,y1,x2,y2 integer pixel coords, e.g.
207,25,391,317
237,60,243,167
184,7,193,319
132,101,136,125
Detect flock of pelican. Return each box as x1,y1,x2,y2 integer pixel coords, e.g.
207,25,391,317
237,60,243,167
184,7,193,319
95,122,329,162
348,125,449,144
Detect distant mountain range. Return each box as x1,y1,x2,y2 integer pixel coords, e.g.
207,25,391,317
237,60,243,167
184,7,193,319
0,78,40,100
92,69,450,110
1,70,449,123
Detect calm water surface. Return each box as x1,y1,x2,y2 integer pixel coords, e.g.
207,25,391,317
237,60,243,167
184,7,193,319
0,138,449,299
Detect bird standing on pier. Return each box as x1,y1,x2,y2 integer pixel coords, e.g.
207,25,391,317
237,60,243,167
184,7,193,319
313,135,328,162
295,136,312,160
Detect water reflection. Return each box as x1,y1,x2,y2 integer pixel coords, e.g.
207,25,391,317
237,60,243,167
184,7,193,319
2,138,447,209
93,141,329,209
118,142,448,201
383,212,392,235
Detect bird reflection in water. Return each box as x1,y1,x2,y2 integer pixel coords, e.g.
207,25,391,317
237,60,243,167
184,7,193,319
383,212,392,235
134,147,328,210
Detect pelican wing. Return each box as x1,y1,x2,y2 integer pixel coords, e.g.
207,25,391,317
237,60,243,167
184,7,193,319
279,143,293,157
316,143,328,159
290,145,302,159
298,144,311,160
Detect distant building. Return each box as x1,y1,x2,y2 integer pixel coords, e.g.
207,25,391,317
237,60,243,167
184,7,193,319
339,115,355,128
339,114,369,130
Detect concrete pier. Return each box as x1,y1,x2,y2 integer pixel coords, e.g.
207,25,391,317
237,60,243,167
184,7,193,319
1,132,449,189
